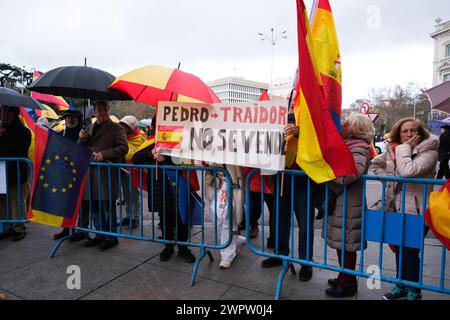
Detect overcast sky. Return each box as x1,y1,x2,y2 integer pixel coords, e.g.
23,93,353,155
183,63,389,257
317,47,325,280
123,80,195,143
1,0,449,108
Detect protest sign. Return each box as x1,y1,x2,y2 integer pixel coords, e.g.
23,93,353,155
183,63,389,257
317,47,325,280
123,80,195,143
156,101,288,171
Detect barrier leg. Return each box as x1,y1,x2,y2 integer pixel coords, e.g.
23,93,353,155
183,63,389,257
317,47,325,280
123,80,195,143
49,235,72,258
49,229,76,259
190,247,214,286
274,260,290,300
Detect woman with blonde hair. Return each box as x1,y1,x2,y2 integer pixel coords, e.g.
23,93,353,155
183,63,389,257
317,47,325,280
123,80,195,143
372,117,438,300
324,114,375,298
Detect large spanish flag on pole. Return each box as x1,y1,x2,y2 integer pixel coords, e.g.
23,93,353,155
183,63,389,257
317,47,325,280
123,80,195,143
311,0,342,129
425,180,450,250
294,0,356,183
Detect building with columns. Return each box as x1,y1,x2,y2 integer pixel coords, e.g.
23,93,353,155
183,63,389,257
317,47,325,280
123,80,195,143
431,18,450,86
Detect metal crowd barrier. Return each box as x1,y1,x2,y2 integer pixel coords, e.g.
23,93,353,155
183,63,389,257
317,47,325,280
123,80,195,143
245,169,449,299
0,158,33,234
50,163,233,286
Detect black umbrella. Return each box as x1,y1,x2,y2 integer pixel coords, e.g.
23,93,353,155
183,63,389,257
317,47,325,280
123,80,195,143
28,65,130,100
0,87,44,110
28,65,131,121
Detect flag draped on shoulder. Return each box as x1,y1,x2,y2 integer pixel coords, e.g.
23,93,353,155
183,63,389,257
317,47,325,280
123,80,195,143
311,0,342,129
425,180,450,250
28,126,92,228
294,0,357,183
129,134,152,192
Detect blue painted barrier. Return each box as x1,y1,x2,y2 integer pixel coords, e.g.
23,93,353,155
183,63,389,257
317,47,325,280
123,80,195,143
245,169,449,299
49,162,233,287
0,158,33,234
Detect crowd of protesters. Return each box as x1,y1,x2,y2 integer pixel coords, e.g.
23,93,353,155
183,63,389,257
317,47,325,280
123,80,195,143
0,100,446,300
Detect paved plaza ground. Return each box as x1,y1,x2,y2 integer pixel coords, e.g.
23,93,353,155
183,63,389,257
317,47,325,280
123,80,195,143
0,220,449,300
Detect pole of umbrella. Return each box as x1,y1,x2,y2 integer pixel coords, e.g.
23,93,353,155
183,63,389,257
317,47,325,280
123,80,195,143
157,63,181,181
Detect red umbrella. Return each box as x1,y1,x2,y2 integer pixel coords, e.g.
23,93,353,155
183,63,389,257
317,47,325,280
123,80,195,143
109,65,220,105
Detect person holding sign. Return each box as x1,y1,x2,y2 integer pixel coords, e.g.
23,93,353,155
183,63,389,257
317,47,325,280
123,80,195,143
132,120,196,264
0,106,31,241
261,111,315,282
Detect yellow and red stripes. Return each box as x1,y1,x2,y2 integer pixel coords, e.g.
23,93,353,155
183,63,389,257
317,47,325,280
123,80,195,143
109,65,221,106
312,0,342,118
425,180,450,250
295,0,357,183
157,125,184,150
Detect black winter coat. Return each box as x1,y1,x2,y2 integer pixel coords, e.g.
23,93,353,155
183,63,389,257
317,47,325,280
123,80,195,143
438,130,450,162
131,144,176,215
0,117,31,184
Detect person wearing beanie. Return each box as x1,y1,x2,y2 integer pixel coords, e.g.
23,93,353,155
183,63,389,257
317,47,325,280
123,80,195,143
62,109,83,142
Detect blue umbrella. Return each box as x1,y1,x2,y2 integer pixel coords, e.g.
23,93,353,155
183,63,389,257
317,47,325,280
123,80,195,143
0,87,43,110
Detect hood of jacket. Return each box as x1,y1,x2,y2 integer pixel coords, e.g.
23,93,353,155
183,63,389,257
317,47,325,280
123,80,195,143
412,135,439,155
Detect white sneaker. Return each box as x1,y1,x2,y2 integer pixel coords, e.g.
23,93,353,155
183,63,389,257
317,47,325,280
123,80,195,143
219,260,233,269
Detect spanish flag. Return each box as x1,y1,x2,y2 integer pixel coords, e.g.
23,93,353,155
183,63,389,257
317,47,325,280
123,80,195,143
425,180,450,250
157,125,183,150
294,0,357,183
311,0,342,128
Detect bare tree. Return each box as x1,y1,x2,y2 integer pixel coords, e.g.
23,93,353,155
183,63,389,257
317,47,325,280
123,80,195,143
368,82,432,134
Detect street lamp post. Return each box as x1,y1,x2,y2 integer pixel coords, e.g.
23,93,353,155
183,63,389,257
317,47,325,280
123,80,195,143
258,28,287,98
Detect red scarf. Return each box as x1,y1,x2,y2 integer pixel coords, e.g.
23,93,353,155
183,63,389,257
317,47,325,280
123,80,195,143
390,142,400,163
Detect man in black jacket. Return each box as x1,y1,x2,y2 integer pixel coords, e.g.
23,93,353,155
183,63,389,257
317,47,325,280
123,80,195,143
0,106,31,241
437,125,450,180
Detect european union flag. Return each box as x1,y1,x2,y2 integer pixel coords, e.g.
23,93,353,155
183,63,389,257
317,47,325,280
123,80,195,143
28,126,92,228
